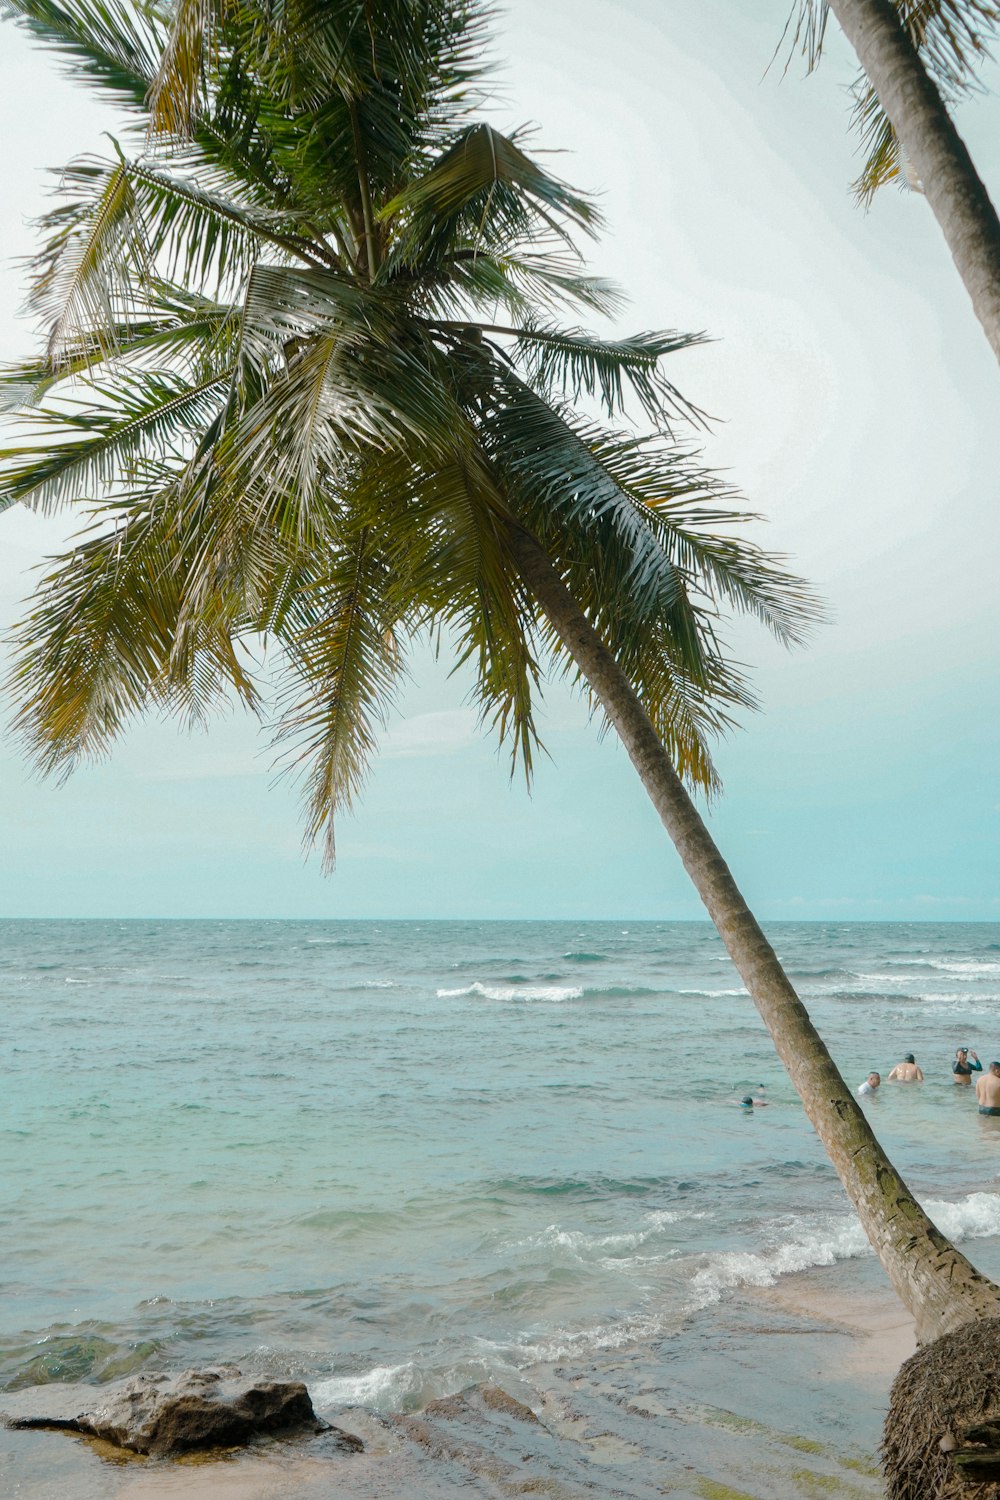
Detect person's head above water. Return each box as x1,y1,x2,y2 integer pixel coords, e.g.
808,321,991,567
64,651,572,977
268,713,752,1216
904,1054,915,1064
740,1096,754,1108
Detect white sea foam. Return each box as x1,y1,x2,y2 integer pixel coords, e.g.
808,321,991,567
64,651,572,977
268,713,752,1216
314,1356,535,1414
437,981,583,1002
852,972,911,986
506,1208,708,1262
891,959,1000,977
914,992,1000,1016
488,1305,687,1366
687,1192,1000,1308
677,987,748,997
689,1218,871,1306
313,1361,417,1409
925,960,1000,976
847,976,994,1007
925,1192,1000,1242
510,1223,652,1258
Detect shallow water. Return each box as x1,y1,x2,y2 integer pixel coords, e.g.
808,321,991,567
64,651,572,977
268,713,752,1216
2,919,999,1493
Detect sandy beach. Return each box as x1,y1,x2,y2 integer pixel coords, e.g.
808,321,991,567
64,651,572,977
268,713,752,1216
756,1270,917,1379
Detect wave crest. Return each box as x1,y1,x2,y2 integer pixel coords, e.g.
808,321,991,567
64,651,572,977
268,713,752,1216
438,982,583,1002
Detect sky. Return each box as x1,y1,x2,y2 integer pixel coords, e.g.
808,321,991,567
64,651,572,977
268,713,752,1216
0,0,997,920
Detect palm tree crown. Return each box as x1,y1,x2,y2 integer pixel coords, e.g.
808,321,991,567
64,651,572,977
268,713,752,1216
0,0,817,863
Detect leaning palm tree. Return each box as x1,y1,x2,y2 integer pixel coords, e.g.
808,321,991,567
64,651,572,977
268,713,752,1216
789,0,1000,365
3,4,1000,1489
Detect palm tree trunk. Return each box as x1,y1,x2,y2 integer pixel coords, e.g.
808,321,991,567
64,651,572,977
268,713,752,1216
827,0,1000,365
506,518,1000,1344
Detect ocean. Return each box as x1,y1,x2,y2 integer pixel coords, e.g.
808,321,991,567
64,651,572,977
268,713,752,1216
2,919,1000,1497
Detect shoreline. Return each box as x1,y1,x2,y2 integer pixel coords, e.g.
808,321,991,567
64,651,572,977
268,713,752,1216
753,1266,917,1379
2,1263,915,1499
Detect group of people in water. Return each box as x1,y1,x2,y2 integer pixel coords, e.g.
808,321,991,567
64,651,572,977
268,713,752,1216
856,1048,1000,1115
737,1049,1000,1115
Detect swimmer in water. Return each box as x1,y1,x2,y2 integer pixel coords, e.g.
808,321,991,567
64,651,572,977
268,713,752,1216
975,1062,1000,1116
952,1048,982,1084
886,1054,924,1082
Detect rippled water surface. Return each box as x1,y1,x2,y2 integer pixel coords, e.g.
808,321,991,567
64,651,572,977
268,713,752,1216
3,919,1000,1492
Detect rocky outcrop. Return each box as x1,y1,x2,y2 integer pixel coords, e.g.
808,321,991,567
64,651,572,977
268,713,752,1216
4,1366,364,1458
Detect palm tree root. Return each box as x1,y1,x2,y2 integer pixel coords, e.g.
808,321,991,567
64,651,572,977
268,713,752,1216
883,1317,1000,1499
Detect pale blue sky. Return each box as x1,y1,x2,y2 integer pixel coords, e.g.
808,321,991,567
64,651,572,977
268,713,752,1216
0,0,997,919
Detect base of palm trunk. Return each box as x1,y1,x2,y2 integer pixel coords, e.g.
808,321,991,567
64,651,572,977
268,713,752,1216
883,1317,1000,1497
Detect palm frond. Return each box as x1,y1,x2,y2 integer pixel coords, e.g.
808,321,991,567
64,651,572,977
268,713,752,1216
481,375,695,629
577,430,824,648
267,0,494,186
0,0,163,111
850,84,902,199
146,0,217,136
452,321,708,427
228,265,479,494
356,444,543,775
0,285,236,406
493,253,623,319
382,123,600,272
6,495,258,775
0,368,230,513
26,146,334,370
28,157,139,366
120,154,334,280
271,526,406,870
480,388,820,788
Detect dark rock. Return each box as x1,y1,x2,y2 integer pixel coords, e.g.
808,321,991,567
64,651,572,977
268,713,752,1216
4,1367,362,1459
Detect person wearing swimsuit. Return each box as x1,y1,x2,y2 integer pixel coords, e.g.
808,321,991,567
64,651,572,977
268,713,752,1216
975,1062,1000,1116
952,1047,982,1083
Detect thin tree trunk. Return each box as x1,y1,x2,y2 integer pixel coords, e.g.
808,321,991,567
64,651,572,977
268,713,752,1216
506,518,1000,1344
827,0,1000,365
348,101,379,284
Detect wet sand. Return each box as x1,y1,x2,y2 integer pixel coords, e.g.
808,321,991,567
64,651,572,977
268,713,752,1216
755,1268,917,1378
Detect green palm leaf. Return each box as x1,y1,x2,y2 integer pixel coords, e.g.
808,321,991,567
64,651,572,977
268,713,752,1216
1,0,162,111
352,444,543,774
271,526,406,870
382,122,600,272
6,496,257,773
0,369,230,513
146,0,216,136
0,285,236,406
29,158,138,366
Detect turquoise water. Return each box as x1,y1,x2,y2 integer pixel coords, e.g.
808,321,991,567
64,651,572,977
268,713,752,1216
3,919,1000,1490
